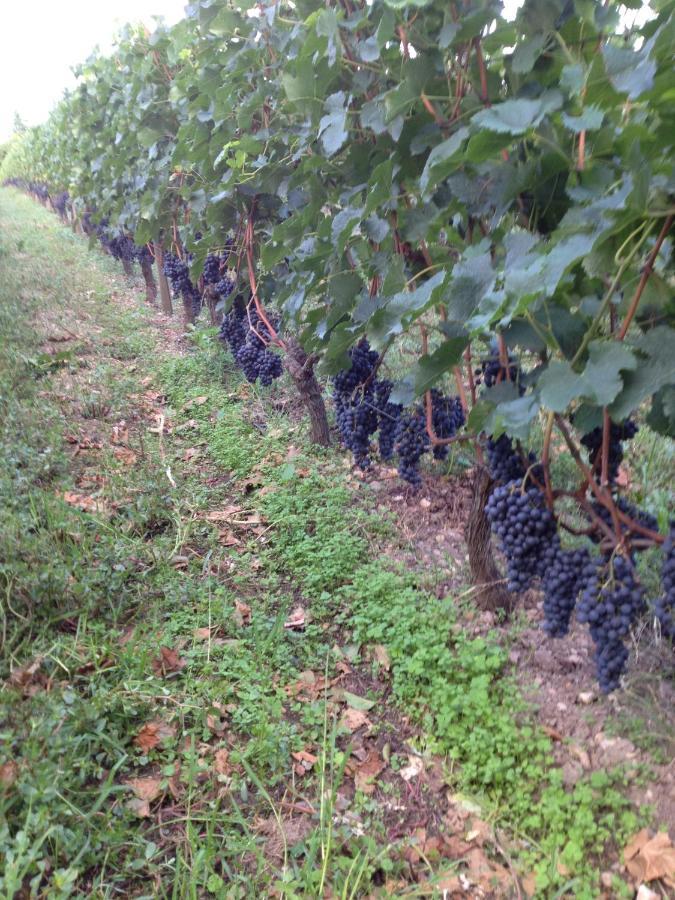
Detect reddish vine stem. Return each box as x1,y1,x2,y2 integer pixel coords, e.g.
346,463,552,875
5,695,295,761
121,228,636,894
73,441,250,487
398,25,409,60
453,366,469,415
616,213,674,340
497,334,511,381
245,213,286,350
464,345,477,407
553,415,665,547
600,409,611,489
472,38,489,105
577,129,586,171
420,92,445,125
541,413,555,510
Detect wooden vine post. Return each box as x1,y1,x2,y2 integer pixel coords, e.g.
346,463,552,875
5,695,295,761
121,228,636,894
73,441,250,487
140,253,158,305
466,468,514,614
154,243,173,315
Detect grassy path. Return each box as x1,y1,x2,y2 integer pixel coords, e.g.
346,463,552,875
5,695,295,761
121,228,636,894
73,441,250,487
0,188,669,899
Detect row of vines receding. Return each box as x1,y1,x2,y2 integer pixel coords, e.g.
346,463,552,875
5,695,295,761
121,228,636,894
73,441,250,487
2,0,674,693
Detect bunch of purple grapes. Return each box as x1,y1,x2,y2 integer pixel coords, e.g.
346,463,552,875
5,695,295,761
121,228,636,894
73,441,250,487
218,302,283,386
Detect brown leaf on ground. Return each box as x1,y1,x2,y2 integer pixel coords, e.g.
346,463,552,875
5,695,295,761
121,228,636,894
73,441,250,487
213,749,230,776
465,818,492,846
119,625,136,646
217,528,241,547
203,505,242,521
349,749,385,795
62,491,108,514
372,644,391,671
111,422,130,444
135,720,176,753
521,872,538,897
625,829,651,861
541,724,564,742
206,701,230,736
127,776,163,802
292,749,318,776
466,846,512,892
193,627,212,641
0,760,19,789
284,606,306,630
256,815,313,861
182,447,200,461
125,776,164,817
340,708,371,732
113,447,137,466
9,657,43,689
151,646,186,677
233,599,252,626
625,831,675,883
399,754,424,782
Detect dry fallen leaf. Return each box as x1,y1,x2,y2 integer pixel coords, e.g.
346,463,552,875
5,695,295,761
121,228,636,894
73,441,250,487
113,446,137,466
284,606,306,630
193,627,212,641
203,505,242,521
151,646,186,677
62,491,108,514
625,830,675,883
127,776,163,803
135,720,176,753
340,708,370,732
351,749,385,795
111,423,130,444
233,599,252,626
292,749,318,776
0,760,19,788
372,644,391,671
217,528,241,547
399,754,424,782
213,749,230,776
9,657,43,689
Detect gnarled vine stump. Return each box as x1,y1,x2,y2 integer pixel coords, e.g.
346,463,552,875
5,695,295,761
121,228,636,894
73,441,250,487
465,466,514,614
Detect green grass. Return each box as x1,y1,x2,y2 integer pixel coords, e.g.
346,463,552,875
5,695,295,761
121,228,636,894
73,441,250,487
0,188,658,899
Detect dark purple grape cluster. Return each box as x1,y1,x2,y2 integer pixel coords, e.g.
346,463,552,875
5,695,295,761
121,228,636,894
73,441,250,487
107,231,136,263
486,435,526,484
52,191,69,217
163,253,192,294
332,340,381,468
134,244,153,265
655,527,675,640
163,252,203,317
541,545,590,637
215,276,234,298
373,380,402,461
485,482,558,593
203,253,222,284
430,389,465,460
577,555,646,692
218,303,282,386
581,418,638,485
394,410,430,486
475,342,523,393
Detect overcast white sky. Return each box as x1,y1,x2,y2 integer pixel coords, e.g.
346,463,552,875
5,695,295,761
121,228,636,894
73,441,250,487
1,1,652,143
0,0,187,142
